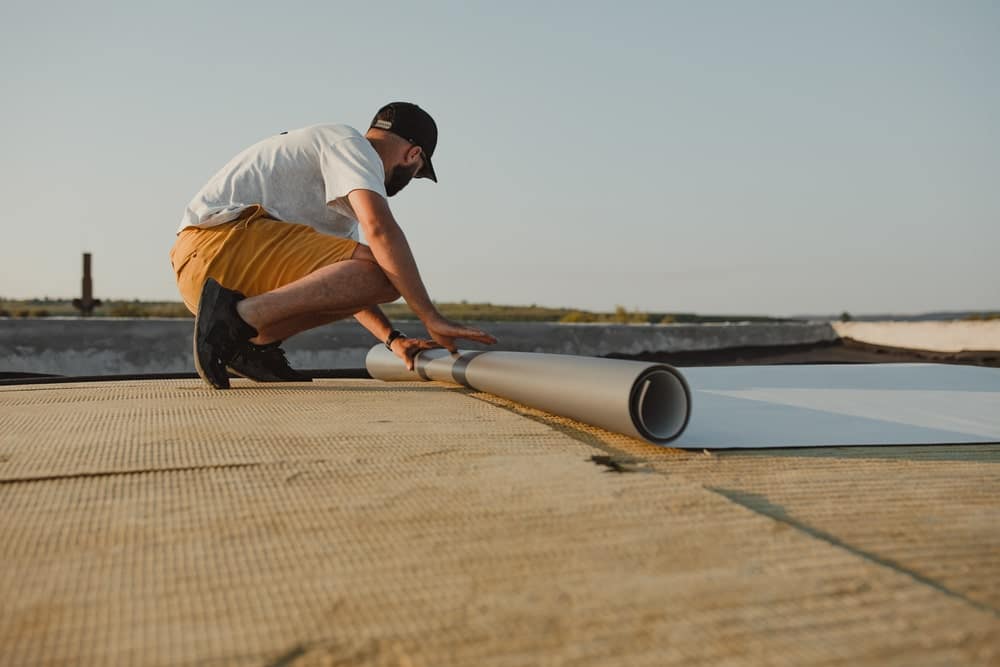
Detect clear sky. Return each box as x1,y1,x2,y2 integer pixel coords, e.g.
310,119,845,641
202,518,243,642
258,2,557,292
1,1,997,317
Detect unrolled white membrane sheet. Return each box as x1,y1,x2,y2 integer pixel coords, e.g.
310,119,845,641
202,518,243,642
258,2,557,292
367,346,1000,448
676,363,1000,448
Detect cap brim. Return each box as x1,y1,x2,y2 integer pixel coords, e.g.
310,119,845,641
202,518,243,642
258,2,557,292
417,153,437,182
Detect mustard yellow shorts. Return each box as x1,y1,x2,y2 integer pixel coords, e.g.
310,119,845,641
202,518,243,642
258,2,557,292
170,206,359,314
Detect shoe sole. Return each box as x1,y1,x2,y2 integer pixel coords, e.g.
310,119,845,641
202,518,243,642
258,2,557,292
193,279,231,389
226,366,296,382
225,366,311,383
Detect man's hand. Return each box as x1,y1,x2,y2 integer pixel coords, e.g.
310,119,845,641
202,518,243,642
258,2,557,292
424,317,498,354
346,189,498,356
390,336,444,371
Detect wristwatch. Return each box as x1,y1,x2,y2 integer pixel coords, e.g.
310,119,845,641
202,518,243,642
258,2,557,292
384,329,407,351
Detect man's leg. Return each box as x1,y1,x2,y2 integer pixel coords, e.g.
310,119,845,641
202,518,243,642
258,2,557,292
194,253,401,388
236,252,400,345
187,222,398,388
249,307,363,344
221,308,360,383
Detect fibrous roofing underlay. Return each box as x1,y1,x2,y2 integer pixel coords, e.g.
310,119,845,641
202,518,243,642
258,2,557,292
0,363,998,665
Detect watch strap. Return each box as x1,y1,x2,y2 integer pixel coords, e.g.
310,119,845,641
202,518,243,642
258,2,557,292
385,329,407,351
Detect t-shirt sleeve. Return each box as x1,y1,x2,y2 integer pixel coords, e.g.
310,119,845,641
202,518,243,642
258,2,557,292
320,135,387,204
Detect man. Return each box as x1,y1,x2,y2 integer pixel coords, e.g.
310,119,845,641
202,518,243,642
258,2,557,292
170,102,496,389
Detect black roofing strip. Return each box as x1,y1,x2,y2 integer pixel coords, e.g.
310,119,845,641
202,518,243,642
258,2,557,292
414,353,431,381
307,368,371,379
0,368,372,386
451,351,485,388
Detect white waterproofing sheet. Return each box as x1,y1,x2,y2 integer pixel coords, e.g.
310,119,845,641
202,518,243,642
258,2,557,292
367,346,691,445
370,345,1000,449
676,363,1000,448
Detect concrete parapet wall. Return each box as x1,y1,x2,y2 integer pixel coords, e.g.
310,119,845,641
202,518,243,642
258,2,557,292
1,319,196,376
834,321,1000,353
1,318,838,376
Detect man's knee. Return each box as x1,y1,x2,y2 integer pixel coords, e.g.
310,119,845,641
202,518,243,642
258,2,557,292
374,271,401,304
352,246,400,303
379,283,401,304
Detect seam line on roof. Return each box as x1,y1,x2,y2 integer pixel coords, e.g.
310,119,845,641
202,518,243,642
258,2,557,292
708,486,1000,620
0,461,266,486
457,389,645,459
264,643,309,667
457,382,1000,618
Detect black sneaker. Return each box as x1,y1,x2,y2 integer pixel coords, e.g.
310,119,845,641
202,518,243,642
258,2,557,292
193,278,257,389
227,341,311,382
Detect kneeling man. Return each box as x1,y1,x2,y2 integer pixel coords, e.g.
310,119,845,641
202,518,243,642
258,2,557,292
170,101,496,388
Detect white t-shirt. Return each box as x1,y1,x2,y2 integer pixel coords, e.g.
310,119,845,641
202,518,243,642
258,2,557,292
177,124,386,239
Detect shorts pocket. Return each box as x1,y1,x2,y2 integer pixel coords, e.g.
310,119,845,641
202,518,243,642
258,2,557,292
170,231,203,277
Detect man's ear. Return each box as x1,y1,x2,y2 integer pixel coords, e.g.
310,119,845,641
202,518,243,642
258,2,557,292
405,144,422,164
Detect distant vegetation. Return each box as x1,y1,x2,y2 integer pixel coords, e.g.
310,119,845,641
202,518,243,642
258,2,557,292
359,301,789,324
0,297,794,323
0,298,194,319
3,298,997,323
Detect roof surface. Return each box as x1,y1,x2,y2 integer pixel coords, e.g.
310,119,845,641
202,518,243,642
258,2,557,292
1,376,998,665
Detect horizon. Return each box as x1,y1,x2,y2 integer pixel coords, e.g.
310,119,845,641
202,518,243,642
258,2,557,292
2,2,998,317
3,292,997,322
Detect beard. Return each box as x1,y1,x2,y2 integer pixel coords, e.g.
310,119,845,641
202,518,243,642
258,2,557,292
385,162,420,197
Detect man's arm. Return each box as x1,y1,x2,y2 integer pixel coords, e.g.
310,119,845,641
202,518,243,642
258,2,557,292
347,188,496,352
348,189,438,323
354,305,438,371
353,305,392,345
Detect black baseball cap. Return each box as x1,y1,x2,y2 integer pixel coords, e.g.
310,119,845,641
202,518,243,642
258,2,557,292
370,102,438,182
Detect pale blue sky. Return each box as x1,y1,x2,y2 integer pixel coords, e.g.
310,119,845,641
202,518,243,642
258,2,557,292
1,0,997,316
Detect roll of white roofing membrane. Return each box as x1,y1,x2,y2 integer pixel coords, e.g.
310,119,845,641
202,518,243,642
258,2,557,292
366,346,692,445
